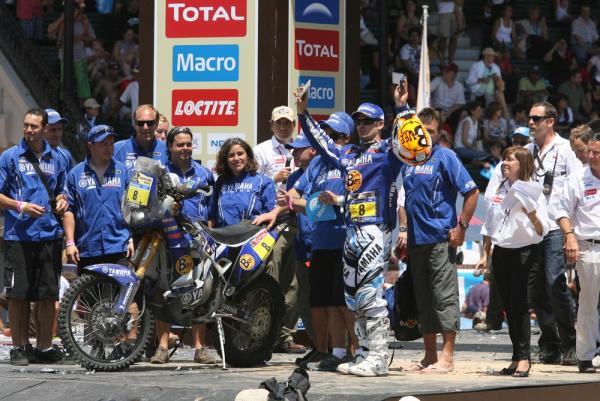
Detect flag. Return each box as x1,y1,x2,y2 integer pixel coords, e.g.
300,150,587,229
416,6,430,113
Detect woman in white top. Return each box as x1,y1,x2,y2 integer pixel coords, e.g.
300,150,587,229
454,102,491,164
492,4,516,51
477,146,549,378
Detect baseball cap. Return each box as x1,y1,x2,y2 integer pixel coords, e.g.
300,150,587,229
319,113,352,136
271,106,295,122
285,133,312,149
334,112,354,133
510,126,530,138
84,98,101,109
87,124,116,143
482,47,498,57
351,103,385,121
45,108,69,125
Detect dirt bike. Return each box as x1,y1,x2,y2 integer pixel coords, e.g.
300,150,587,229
58,157,287,371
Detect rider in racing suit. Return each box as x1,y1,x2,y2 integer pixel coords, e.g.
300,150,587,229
295,84,413,376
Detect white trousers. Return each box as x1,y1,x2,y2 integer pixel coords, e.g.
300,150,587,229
575,240,600,362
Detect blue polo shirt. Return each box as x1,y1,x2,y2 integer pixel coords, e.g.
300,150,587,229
165,160,214,223
55,146,74,171
295,155,346,250
114,136,169,169
65,158,131,257
210,172,276,227
287,167,312,261
0,139,68,241
401,145,478,246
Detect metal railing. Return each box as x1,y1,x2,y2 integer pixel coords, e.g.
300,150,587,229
0,2,86,160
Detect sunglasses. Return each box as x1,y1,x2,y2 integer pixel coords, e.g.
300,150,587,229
135,120,156,128
354,118,378,126
527,115,547,123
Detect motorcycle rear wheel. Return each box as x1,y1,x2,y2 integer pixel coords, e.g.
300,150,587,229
58,274,154,372
218,273,284,367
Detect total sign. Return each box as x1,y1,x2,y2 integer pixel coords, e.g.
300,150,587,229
166,0,247,38
295,28,339,72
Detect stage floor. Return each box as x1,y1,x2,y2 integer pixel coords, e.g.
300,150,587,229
1,329,598,401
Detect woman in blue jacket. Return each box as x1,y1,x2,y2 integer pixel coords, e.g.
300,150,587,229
209,138,276,228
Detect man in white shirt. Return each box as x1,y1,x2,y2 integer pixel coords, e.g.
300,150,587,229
571,5,600,65
430,63,465,121
467,48,504,105
556,132,600,373
526,101,583,366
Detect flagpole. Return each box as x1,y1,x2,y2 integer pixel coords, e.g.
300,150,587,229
416,5,430,113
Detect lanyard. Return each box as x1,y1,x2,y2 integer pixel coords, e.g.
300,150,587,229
533,144,558,178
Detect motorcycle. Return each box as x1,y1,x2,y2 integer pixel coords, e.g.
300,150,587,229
58,157,287,371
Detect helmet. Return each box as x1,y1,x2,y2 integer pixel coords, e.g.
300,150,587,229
391,114,432,166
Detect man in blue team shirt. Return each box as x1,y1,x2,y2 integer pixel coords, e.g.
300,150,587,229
0,108,69,366
397,108,479,373
45,109,74,171
114,104,169,169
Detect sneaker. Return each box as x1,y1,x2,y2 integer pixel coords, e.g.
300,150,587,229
592,355,600,368
150,346,170,364
561,346,578,366
337,354,366,375
33,346,64,364
193,347,216,364
294,349,316,366
9,346,29,366
308,354,353,372
578,360,596,373
473,322,490,332
275,341,307,354
348,353,388,377
24,344,36,363
297,351,328,369
539,348,562,364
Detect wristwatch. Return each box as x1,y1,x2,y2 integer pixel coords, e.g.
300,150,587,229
459,219,469,229
399,226,408,233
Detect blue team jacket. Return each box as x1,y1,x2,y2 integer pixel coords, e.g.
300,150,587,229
114,136,169,169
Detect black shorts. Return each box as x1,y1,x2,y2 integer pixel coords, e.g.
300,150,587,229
3,240,62,301
78,252,128,274
309,249,346,307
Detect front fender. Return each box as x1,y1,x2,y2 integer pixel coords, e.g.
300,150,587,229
83,263,140,313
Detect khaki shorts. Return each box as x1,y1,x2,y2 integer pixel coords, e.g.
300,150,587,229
438,13,458,38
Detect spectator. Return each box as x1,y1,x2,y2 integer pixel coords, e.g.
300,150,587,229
556,132,600,373
483,101,509,149
114,104,168,169
517,65,548,108
454,102,490,165
430,63,466,121
436,1,459,65
397,28,421,88
87,39,110,86
479,146,548,378
492,5,518,55
151,127,216,365
587,54,600,84
517,6,550,59
17,0,44,41
467,48,505,105
428,35,443,77
569,124,593,164
112,28,138,79
155,114,169,141
508,103,528,132
82,97,102,130
94,62,123,107
554,0,572,23
526,101,581,366
111,0,139,40
544,37,577,89
558,70,591,122
44,109,74,171
0,108,69,366
509,126,531,147
461,272,491,327
555,94,574,136
394,0,420,45
571,5,600,66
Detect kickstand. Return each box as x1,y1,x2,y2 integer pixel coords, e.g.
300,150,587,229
215,314,227,370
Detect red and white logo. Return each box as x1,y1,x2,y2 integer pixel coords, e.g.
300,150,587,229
172,89,238,126
294,28,339,72
166,0,246,38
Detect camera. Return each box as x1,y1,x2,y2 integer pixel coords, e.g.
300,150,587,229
542,172,554,195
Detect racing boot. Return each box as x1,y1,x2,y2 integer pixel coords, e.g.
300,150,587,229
337,317,367,374
348,317,389,377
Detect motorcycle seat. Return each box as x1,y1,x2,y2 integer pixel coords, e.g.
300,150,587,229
199,220,263,246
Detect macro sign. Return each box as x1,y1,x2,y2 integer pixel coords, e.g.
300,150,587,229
155,0,257,166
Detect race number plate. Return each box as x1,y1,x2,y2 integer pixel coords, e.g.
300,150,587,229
126,172,153,206
251,231,276,261
348,192,377,223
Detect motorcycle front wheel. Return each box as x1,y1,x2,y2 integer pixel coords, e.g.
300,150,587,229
218,273,285,367
58,274,154,372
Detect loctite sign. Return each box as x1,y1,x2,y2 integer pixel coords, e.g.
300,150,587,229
172,89,238,126
166,0,247,38
294,28,339,72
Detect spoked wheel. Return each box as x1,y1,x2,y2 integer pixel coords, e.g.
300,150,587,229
218,274,284,367
58,274,154,372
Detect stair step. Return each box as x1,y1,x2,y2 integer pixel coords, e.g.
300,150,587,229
455,47,481,59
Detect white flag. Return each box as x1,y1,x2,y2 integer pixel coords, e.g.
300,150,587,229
416,6,430,113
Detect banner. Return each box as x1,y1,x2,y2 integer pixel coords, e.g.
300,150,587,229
416,5,430,113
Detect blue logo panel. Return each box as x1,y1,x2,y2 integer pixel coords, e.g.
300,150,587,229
173,45,239,82
299,76,336,109
295,0,339,25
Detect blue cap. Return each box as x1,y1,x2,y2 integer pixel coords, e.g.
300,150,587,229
87,124,116,143
45,108,69,125
351,103,384,121
319,114,351,136
285,133,312,149
334,112,354,134
510,126,530,138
